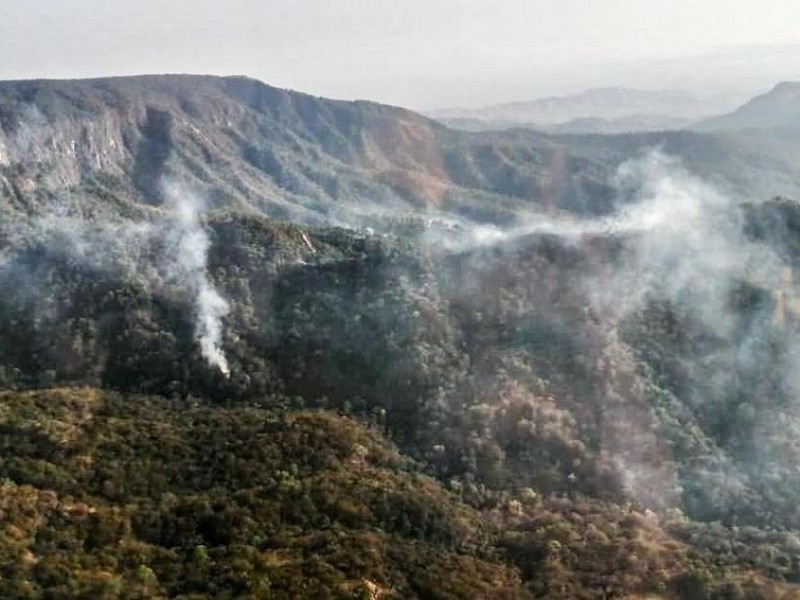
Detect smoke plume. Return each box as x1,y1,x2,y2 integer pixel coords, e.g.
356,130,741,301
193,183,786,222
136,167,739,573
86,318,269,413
162,183,231,377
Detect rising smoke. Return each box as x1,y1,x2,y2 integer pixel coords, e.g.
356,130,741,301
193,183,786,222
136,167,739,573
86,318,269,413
161,183,231,377
0,179,233,378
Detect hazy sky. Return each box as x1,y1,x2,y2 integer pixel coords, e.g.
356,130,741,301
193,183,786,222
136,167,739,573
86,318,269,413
2,0,800,108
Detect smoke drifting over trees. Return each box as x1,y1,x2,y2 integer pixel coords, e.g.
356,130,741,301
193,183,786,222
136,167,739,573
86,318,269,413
161,182,231,376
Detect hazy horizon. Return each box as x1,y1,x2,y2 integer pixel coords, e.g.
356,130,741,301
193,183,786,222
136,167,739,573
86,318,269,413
2,1,800,110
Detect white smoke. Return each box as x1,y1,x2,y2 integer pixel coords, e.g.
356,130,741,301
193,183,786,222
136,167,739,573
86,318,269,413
584,151,800,512
436,150,784,317
162,183,231,377
433,149,797,512
423,150,767,267
592,151,785,326
0,182,232,377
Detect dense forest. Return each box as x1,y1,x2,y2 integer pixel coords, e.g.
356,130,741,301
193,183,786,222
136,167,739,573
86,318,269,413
3,75,800,598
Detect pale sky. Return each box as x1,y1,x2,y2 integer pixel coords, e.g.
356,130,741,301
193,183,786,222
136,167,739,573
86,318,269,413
2,0,800,108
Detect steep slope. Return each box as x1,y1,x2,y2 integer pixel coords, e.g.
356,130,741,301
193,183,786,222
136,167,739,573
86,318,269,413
0,75,449,222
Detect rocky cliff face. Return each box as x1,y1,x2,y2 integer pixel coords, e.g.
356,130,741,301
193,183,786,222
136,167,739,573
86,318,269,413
0,75,622,226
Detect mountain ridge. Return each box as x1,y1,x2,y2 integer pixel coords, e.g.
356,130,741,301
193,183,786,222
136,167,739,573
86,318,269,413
5,73,800,232
0,73,624,226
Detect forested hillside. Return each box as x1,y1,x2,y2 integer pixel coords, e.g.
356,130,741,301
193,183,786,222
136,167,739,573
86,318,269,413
3,75,800,598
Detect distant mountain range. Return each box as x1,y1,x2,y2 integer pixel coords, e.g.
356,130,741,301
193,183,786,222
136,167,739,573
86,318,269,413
429,82,800,139
427,87,747,133
436,113,695,134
